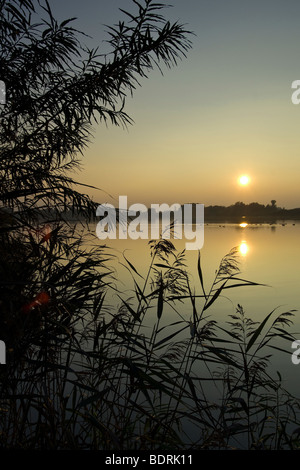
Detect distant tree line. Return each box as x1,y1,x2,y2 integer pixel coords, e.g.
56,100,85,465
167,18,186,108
49,199,300,223
200,200,300,222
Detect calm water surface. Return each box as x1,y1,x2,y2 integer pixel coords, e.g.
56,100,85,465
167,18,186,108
88,221,300,396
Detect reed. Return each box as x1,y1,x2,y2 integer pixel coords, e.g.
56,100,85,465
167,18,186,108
0,225,299,450
2,0,298,451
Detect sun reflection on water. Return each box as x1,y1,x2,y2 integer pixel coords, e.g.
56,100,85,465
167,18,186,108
239,241,249,256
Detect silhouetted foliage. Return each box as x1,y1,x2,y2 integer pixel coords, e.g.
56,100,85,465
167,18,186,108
0,0,193,373
0,0,192,224
189,201,300,223
1,1,299,452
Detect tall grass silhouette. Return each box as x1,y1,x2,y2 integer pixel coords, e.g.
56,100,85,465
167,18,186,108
0,226,299,450
1,0,299,450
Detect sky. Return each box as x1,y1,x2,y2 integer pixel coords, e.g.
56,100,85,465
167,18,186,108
52,0,300,209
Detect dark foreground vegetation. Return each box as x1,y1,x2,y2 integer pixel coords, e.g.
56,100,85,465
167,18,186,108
0,0,300,450
1,228,300,450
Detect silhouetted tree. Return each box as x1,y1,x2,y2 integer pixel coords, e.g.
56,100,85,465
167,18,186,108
0,0,192,224
0,0,192,352
271,200,277,209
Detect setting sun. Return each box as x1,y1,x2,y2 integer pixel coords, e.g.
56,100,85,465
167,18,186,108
239,175,250,186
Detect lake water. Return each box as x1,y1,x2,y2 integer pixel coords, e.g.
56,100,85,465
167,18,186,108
87,220,300,398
